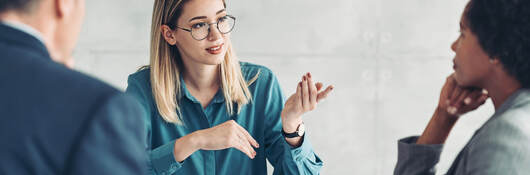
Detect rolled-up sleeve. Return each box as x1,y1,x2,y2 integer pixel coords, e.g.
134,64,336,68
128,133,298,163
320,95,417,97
288,135,320,163
394,136,443,175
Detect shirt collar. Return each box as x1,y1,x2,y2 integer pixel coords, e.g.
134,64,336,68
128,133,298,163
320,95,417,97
179,75,225,104
1,20,45,44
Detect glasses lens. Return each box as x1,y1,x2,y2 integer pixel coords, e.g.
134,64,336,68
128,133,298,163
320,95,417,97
218,16,235,34
191,23,209,40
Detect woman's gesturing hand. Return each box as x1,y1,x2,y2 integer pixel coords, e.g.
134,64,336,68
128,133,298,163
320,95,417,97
195,120,259,159
281,72,334,131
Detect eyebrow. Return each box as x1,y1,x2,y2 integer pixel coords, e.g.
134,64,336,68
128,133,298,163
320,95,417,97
188,9,227,22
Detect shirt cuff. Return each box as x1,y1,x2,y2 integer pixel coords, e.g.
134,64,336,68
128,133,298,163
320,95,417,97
150,140,183,175
286,134,320,163
394,136,444,175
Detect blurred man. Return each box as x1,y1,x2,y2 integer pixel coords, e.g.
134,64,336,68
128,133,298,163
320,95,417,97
0,0,147,174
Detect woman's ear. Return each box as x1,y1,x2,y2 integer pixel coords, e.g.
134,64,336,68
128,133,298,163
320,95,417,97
161,25,177,45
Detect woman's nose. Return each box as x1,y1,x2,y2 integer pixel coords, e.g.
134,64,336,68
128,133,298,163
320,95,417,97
451,39,458,52
207,24,223,41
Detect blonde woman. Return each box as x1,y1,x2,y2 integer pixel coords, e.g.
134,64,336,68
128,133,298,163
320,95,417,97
125,0,334,174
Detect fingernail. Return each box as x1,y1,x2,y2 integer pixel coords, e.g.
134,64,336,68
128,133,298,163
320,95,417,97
447,106,458,115
256,143,260,148
308,72,312,78
303,76,306,81
482,89,489,95
464,97,472,105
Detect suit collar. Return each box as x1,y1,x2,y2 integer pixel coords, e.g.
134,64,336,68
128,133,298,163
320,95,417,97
0,22,50,60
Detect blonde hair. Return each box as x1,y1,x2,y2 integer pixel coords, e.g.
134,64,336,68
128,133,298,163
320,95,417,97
149,0,258,124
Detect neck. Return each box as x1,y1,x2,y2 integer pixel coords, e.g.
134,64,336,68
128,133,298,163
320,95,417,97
182,60,220,91
483,70,521,110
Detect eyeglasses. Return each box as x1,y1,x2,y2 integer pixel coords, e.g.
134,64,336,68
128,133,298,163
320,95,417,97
174,15,236,41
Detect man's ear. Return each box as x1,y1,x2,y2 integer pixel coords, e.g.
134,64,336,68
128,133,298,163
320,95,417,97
161,25,177,45
54,0,73,19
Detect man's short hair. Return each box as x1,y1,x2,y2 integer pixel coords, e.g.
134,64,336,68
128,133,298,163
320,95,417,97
0,0,41,14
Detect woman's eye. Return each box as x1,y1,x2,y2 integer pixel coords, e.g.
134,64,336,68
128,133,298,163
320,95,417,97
218,16,228,22
192,23,206,29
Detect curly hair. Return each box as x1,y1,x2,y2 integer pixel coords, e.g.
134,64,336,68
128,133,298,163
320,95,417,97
465,0,530,88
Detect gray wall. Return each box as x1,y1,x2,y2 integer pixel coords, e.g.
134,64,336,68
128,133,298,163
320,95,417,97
73,0,495,174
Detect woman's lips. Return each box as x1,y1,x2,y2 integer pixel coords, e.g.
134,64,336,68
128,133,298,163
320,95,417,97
206,44,224,55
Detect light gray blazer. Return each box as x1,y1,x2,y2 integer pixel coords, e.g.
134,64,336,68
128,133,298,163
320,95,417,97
394,89,530,175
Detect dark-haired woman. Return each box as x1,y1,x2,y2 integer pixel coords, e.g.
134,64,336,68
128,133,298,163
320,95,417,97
394,0,530,174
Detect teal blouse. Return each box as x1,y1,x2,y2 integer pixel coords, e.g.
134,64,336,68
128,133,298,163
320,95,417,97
125,62,323,175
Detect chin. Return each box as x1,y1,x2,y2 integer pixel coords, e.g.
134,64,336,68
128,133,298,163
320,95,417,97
454,76,466,86
454,71,480,88
201,54,226,65
213,54,226,64
454,71,467,86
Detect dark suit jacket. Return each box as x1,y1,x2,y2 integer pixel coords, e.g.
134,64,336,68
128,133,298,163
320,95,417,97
0,23,147,174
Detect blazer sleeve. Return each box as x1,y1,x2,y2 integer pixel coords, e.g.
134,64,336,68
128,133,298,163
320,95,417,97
393,136,444,175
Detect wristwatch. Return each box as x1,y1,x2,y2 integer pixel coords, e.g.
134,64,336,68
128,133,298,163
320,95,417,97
282,122,305,138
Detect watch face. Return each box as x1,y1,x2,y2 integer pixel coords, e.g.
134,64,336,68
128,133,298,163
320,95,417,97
297,123,305,136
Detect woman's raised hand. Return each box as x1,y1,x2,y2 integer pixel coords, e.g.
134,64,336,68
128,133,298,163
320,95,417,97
281,72,334,129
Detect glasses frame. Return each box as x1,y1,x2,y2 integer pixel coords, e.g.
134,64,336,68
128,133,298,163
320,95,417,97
173,15,236,41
